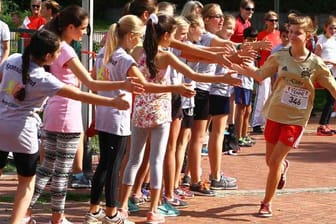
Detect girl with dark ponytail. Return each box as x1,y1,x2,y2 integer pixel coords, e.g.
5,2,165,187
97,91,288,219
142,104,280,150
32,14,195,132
24,5,143,224
119,13,241,224
0,29,130,224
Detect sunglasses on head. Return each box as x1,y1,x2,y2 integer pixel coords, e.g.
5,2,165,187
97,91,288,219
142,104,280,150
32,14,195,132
244,7,254,11
31,4,40,9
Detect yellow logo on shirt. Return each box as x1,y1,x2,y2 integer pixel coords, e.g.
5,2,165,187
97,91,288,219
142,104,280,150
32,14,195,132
97,66,109,81
1,80,23,96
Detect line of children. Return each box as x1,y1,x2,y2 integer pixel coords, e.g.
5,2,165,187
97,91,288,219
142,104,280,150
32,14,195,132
24,5,143,224
118,13,242,224
0,29,130,224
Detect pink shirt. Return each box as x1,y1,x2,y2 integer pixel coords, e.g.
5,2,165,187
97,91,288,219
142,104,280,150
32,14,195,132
43,41,83,133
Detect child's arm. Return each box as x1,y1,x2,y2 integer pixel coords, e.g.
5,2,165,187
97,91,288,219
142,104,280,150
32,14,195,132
231,54,279,83
314,44,336,66
57,85,130,110
170,39,233,68
67,57,143,93
242,40,273,51
164,51,241,86
127,64,195,98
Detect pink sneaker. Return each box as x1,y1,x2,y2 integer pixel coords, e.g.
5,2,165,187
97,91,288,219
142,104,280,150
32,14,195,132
277,160,289,190
257,202,272,217
118,208,130,219
146,211,165,224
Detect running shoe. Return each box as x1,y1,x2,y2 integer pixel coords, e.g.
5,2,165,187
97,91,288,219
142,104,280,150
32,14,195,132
158,202,180,217
257,202,272,217
190,181,215,196
83,208,105,224
163,196,188,208
146,211,165,224
317,126,333,136
102,211,135,224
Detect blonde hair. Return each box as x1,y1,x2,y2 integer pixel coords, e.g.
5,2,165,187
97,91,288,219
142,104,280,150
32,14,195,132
185,14,203,28
288,13,315,35
264,10,278,20
223,14,235,27
174,16,190,30
201,3,221,19
103,15,143,65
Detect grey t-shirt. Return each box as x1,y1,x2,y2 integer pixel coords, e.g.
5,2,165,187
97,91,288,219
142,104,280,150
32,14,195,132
209,65,231,97
0,53,65,153
196,32,217,91
95,47,134,136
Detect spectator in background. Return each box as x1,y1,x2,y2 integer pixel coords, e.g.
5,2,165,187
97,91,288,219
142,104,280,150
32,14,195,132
22,0,46,30
306,14,319,52
315,16,336,136
0,0,10,65
227,0,254,141
11,12,23,28
21,0,46,46
251,10,281,134
123,0,158,24
235,27,258,148
231,0,254,43
271,23,290,82
157,1,176,16
40,0,61,22
180,1,203,17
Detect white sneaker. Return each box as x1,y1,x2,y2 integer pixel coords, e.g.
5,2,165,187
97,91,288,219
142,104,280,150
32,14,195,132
49,217,73,224
21,216,36,224
102,211,135,224
84,208,106,223
331,112,336,118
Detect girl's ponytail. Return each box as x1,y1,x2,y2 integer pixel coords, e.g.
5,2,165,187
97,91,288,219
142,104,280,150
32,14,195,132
103,15,143,65
15,45,31,101
143,14,176,79
15,30,60,101
144,16,159,79
103,23,118,65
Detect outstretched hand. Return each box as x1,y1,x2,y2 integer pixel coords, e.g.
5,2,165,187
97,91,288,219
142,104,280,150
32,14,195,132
243,40,272,51
123,77,145,94
231,63,257,78
220,71,241,86
177,83,196,98
112,93,130,110
238,44,258,60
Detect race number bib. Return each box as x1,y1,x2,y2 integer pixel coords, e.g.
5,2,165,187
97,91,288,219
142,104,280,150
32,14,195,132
281,85,310,109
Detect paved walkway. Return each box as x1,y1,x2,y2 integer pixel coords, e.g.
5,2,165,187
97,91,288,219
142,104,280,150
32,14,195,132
1,115,336,223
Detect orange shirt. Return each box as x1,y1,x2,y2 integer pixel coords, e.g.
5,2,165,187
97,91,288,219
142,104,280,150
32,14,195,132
21,15,46,47
257,29,281,67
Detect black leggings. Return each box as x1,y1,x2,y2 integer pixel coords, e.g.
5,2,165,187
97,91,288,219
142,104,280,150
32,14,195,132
90,131,129,207
319,89,335,125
